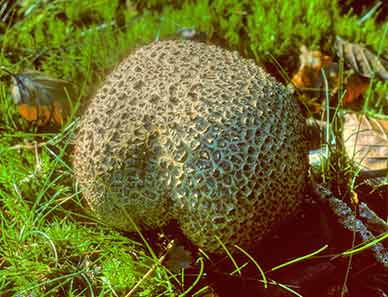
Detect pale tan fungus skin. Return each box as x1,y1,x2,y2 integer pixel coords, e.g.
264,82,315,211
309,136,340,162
73,40,308,253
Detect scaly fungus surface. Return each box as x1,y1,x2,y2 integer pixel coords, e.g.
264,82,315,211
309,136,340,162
73,40,308,252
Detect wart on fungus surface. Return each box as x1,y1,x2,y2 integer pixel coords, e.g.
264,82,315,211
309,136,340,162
73,40,308,253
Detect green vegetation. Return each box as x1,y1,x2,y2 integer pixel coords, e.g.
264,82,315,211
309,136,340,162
0,0,386,296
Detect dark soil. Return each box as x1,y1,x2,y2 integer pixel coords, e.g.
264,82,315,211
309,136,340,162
159,183,388,297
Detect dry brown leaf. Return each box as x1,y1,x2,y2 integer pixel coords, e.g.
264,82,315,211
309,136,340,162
164,244,192,273
292,45,334,91
292,43,379,109
343,74,370,106
1,68,75,126
335,36,388,81
343,112,388,176
291,46,339,114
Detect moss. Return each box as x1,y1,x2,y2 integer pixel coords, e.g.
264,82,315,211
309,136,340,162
0,0,386,132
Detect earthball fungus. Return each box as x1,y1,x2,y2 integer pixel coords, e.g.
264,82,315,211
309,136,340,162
73,40,308,253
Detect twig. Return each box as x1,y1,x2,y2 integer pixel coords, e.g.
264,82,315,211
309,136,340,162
7,141,48,151
20,142,43,184
359,202,388,233
313,182,388,269
125,240,175,297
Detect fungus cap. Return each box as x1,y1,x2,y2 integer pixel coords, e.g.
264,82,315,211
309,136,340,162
73,40,308,253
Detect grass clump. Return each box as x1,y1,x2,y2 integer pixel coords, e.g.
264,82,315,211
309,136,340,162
133,0,387,113
0,123,173,295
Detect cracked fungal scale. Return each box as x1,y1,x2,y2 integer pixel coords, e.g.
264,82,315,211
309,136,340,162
73,40,308,253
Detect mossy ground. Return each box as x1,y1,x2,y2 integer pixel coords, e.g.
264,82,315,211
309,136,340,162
0,1,387,296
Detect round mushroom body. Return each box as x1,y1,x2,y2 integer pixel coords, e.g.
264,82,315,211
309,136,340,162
73,40,308,253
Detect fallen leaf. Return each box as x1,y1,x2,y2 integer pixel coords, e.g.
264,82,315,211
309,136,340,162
292,45,333,90
1,68,75,126
177,27,197,39
293,40,388,110
335,36,388,81
344,74,370,106
291,46,339,101
343,112,388,176
164,244,192,273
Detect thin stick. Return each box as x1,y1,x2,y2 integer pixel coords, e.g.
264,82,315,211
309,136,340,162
313,182,388,268
125,240,175,297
